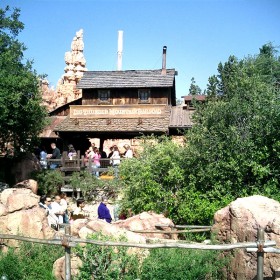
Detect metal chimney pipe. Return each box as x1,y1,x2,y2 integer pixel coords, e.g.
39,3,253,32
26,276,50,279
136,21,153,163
161,46,167,75
117,30,123,71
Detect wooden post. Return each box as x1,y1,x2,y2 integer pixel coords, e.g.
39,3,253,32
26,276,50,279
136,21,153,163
257,228,264,280
64,225,71,280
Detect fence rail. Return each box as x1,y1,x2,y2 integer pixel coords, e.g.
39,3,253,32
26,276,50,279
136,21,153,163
0,227,278,280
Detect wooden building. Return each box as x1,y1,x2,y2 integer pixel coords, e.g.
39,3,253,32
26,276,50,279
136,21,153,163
41,48,194,154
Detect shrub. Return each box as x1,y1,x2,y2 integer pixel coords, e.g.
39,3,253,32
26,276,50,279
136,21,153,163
74,233,140,280
69,171,121,201
0,242,64,280
140,248,227,280
33,169,64,195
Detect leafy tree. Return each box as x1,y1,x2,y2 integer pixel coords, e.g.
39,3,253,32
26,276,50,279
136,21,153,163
206,75,219,99
119,136,186,222
181,44,280,222
188,77,202,95
120,44,280,225
0,6,48,155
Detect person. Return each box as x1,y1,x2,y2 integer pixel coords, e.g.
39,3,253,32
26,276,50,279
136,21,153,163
39,146,48,170
92,147,101,177
39,195,58,229
51,195,64,224
108,146,114,159
97,197,112,223
72,198,89,219
34,145,41,160
48,143,61,169
100,150,107,158
68,144,77,159
123,144,133,158
60,192,69,223
110,146,120,178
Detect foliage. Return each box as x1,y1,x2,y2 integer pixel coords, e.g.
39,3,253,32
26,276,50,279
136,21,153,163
119,136,185,221
0,241,63,280
33,169,64,195
140,248,227,280
69,171,121,201
74,232,226,280
0,6,48,155
180,43,280,222
188,77,202,95
120,44,280,225
74,233,140,280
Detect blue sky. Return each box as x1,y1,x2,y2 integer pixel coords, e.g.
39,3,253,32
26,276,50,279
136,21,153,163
1,0,280,99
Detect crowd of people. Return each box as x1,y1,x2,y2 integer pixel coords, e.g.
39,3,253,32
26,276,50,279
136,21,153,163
84,143,134,178
39,194,114,230
38,142,134,174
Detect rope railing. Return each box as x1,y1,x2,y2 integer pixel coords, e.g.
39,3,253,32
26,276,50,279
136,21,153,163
1,228,278,280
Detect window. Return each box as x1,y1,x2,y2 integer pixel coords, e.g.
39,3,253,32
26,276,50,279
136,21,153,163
98,90,110,102
138,89,150,103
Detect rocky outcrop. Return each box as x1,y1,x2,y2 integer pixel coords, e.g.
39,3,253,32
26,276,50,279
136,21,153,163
53,255,82,280
115,211,176,239
212,195,280,280
42,29,87,111
0,188,54,247
14,179,38,194
53,211,176,279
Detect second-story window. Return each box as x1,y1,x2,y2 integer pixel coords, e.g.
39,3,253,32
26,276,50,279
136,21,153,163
138,89,150,103
98,90,110,102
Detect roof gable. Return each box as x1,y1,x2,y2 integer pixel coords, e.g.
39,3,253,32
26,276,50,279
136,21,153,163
77,69,176,89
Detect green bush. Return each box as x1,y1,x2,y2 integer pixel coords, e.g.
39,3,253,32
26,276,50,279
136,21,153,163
69,171,121,201
120,136,186,222
74,233,140,280
0,242,64,280
33,169,64,195
140,248,227,280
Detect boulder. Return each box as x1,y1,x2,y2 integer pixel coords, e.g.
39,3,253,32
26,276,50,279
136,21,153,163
53,255,82,280
115,211,177,239
86,219,146,244
212,195,280,279
0,188,54,247
13,179,38,194
53,211,176,279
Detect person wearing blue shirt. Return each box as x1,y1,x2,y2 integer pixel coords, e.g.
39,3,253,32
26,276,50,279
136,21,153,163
97,197,112,223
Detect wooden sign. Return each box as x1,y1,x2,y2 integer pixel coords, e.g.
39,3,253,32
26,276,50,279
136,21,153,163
70,105,167,119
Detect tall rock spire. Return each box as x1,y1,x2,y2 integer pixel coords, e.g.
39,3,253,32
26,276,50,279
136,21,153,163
42,29,87,111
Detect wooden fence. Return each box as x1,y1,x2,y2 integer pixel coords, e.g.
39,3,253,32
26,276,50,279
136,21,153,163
0,227,277,280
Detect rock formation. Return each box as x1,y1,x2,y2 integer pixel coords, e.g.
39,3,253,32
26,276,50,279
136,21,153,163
0,188,54,247
14,179,38,194
53,211,176,279
42,29,87,111
212,195,280,279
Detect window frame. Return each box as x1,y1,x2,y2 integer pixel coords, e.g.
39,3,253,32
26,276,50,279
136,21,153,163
138,88,151,104
98,89,111,104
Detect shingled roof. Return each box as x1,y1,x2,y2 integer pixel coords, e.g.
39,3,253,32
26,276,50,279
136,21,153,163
77,69,176,89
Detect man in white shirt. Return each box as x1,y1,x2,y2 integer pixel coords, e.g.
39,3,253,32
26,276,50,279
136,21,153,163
39,196,58,229
51,195,64,224
123,144,133,158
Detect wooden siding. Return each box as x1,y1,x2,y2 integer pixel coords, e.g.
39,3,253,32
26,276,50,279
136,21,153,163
169,106,194,128
82,88,170,106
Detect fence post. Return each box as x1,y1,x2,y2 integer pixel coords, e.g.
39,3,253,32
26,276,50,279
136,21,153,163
257,228,264,280
64,225,71,280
